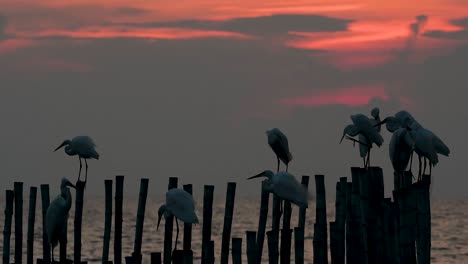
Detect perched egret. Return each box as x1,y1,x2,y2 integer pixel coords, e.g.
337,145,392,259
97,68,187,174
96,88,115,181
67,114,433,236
157,188,199,250
54,136,100,183
247,170,310,208
45,178,76,262
358,108,382,167
266,128,293,172
389,127,415,185
340,113,384,168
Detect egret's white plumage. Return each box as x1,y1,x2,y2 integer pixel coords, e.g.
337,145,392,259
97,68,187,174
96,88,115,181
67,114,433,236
389,127,414,183
358,108,382,166
157,188,198,249
266,128,293,172
55,136,99,183
248,170,311,208
45,178,75,262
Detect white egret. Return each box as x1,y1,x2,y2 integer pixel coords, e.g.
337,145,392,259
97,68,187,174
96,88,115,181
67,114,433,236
266,128,293,172
45,178,76,262
358,108,382,167
389,127,414,185
54,136,100,183
247,170,310,208
340,113,384,168
157,188,199,250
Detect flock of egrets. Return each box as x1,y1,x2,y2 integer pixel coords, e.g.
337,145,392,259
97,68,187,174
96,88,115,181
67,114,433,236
44,108,449,260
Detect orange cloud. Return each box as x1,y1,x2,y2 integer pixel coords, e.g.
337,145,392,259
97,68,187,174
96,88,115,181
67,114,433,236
0,39,36,55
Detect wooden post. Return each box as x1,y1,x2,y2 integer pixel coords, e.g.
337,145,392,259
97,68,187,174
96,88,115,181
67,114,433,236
3,190,14,264
334,177,347,264
298,176,310,229
150,252,161,264
313,175,328,264
171,250,184,264
246,231,257,264
231,238,242,264
182,184,193,251
266,231,279,264
294,227,304,264
133,178,149,262
368,167,385,262
382,198,397,264
115,176,125,264
40,184,51,263
204,241,215,264
27,187,37,264
201,185,214,264
255,183,270,263
270,194,281,264
415,175,431,264
103,180,113,263
221,182,236,264
163,177,178,264
14,182,23,264
329,222,338,264
394,187,416,264
74,180,86,264
346,170,360,264
358,168,369,264
280,200,292,264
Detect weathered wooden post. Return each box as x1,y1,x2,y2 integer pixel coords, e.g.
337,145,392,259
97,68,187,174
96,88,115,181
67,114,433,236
331,177,347,264
115,176,125,264
150,252,161,264
27,187,37,264
394,186,416,264
205,241,215,264
14,182,23,264
183,184,193,252
131,178,149,264
3,190,14,264
74,179,86,264
266,231,279,264
329,222,338,264
280,201,292,264
201,185,214,264
163,177,178,264
40,184,51,263
313,175,328,264
382,198,397,264
369,167,385,262
256,183,270,263
346,170,360,264
416,175,431,264
103,180,113,263
231,238,242,264
221,182,237,264
246,231,257,264
271,194,281,263
294,227,304,264
358,168,369,264
298,176,310,229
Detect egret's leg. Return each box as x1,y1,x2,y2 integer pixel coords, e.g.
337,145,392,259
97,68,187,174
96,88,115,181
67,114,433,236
429,161,432,176
277,158,280,173
78,157,82,182
85,159,89,182
409,152,414,173
363,157,366,168
422,158,427,181
174,218,180,250
286,163,289,172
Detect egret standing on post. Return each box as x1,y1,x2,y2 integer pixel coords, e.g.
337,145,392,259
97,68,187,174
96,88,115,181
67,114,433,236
54,136,99,184
358,108,382,167
266,128,293,172
157,188,199,250
45,178,76,262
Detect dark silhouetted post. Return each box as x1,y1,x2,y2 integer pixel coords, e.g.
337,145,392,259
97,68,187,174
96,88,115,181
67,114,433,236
163,177,178,264
27,187,37,264
267,231,279,264
3,190,14,264
231,238,242,264
115,176,125,264
14,182,23,264
334,177,347,264
270,194,281,264
183,184,193,251
280,200,292,264
298,176,310,229
255,184,270,263
151,252,161,264
368,167,385,262
133,178,149,263
358,168,369,264
204,241,215,264
313,175,328,264
246,231,257,264
74,180,86,264
221,182,236,264
103,180,113,263
329,222,338,264
40,184,51,263
416,175,431,264
294,227,304,264
201,185,214,264
346,168,361,264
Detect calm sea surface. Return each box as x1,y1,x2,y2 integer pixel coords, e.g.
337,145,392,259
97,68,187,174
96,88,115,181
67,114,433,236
0,197,467,263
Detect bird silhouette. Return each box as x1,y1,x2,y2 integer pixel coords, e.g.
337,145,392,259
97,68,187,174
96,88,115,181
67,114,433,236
266,128,293,172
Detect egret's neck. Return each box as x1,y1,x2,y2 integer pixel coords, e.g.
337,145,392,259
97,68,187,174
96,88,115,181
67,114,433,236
61,187,72,211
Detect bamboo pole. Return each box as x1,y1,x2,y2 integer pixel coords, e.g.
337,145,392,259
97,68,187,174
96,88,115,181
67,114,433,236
183,184,193,252
313,174,328,264
368,167,385,262
163,177,178,264
293,227,304,264
271,194,281,263
115,176,125,264
298,176,310,229
26,187,37,264
133,178,149,263
416,175,431,264
150,252,161,264
103,180,113,263
205,241,215,264
256,183,270,263
329,222,338,264
74,180,86,264
221,182,237,264
14,182,23,264
3,190,14,264
358,168,369,264
231,238,242,264
40,184,51,263
246,231,257,264
266,231,279,264
280,200,292,264
346,170,360,264
334,177,347,264
201,185,214,264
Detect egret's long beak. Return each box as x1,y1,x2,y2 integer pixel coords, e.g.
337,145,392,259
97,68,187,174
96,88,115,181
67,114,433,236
247,171,267,180
339,132,347,144
373,117,388,128
54,142,67,152
157,215,162,230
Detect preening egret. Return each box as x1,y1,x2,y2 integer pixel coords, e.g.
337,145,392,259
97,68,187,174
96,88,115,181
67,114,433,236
340,113,384,168
157,188,199,250
266,128,293,172
54,136,99,183
358,108,382,167
247,170,310,208
45,178,76,262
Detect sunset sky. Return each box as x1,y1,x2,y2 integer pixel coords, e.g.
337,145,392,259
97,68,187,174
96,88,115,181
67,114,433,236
1,0,467,198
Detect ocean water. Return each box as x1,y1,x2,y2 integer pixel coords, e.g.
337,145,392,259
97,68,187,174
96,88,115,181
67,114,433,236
0,197,467,263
